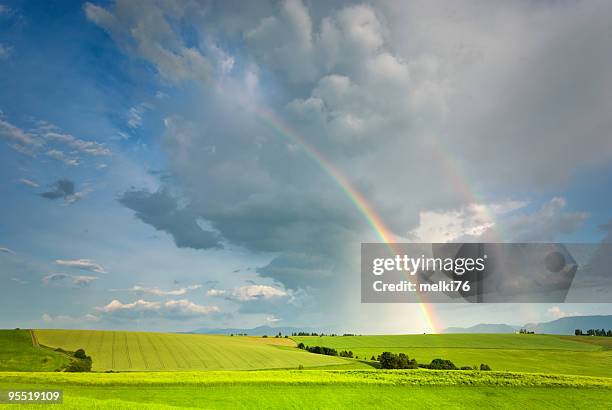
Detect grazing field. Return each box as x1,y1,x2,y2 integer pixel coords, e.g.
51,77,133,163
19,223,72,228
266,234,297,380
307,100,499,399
292,334,612,377
0,330,68,372
1,370,611,409
34,330,348,371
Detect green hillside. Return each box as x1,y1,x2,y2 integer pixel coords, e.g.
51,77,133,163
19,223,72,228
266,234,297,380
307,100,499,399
292,334,612,377
35,329,348,371
0,329,68,371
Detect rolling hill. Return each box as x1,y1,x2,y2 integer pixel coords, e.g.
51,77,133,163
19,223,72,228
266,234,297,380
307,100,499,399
292,333,612,377
34,329,349,371
0,329,68,371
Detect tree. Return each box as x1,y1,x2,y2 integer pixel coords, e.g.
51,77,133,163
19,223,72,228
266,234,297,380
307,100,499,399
480,363,491,371
74,349,87,360
575,329,582,336
429,359,457,370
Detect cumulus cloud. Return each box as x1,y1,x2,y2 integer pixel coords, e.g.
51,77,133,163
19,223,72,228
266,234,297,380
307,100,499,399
97,0,612,327
55,258,106,273
118,189,222,250
117,284,201,296
42,273,98,287
206,288,226,297
546,306,581,320
96,298,219,319
229,284,288,301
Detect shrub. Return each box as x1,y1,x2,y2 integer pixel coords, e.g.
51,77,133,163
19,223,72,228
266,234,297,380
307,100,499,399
377,352,418,369
74,349,87,360
428,358,457,370
460,366,473,370
297,342,305,349
480,363,491,371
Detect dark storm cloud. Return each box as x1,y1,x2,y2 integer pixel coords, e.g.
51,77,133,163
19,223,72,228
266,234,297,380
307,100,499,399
39,179,74,199
118,189,222,250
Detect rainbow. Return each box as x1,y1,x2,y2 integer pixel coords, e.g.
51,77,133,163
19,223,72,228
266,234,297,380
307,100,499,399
249,104,440,334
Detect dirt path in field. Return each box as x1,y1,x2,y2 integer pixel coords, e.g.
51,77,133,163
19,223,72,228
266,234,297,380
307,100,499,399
29,329,39,347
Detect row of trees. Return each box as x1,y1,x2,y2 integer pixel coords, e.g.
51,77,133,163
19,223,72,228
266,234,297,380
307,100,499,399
376,352,491,371
574,329,612,336
291,332,363,336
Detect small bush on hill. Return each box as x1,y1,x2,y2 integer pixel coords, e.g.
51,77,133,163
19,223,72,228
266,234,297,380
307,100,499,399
428,358,457,370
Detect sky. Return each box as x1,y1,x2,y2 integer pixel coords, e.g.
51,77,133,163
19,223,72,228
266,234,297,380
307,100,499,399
1,0,611,334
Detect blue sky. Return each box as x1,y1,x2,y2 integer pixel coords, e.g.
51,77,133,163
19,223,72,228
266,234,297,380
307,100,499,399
1,0,611,333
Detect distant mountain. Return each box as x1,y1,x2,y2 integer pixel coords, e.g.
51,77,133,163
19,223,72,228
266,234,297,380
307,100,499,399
524,315,612,334
443,315,612,335
444,323,518,334
189,325,321,336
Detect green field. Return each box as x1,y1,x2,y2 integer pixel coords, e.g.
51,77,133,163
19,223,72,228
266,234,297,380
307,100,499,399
0,330,68,372
2,329,612,408
292,334,612,377
1,370,611,409
34,329,349,371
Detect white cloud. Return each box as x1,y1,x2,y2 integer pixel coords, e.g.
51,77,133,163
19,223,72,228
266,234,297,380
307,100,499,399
119,284,201,296
96,298,219,319
18,178,39,188
206,288,226,297
0,118,40,146
45,149,79,166
409,201,526,242
0,116,110,165
546,306,580,320
85,1,212,84
55,259,106,273
230,284,288,301
163,299,220,317
43,131,111,156
266,315,280,323
0,247,15,254
42,313,99,323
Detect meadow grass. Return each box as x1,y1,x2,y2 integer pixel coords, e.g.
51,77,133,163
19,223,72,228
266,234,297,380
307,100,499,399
34,330,347,371
1,370,611,409
292,334,612,377
0,330,68,372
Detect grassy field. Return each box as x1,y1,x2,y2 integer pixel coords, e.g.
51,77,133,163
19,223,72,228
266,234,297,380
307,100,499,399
2,330,612,408
1,370,611,409
0,330,68,372
292,334,612,377
34,330,349,371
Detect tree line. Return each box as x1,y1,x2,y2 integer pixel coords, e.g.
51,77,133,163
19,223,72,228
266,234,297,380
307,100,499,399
574,328,612,336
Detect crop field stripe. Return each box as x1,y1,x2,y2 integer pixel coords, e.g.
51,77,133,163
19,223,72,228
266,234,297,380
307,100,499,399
135,333,149,370
111,332,116,369
145,333,165,369
167,334,191,368
124,333,132,369
177,337,207,369
157,333,183,369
